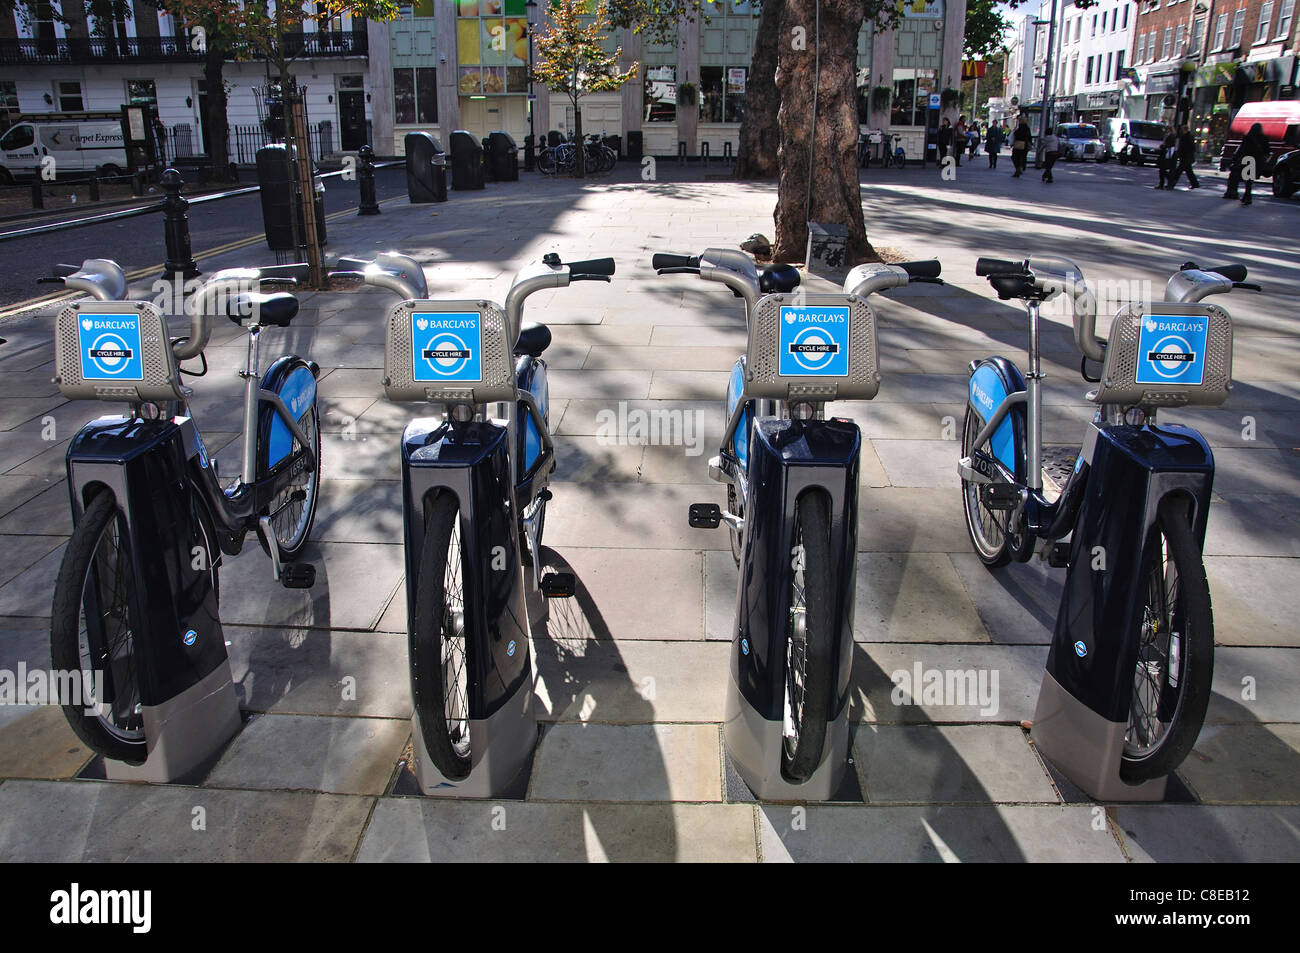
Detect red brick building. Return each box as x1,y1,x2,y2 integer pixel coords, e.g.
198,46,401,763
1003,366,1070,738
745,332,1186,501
1127,0,1297,157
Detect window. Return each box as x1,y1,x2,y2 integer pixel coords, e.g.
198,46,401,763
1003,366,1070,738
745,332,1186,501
455,0,530,95
1214,12,1227,48
126,80,156,105
392,67,437,124
644,67,676,123
1162,27,1172,58
1116,50,1125,77
0,80,17,115
0,124,34,151
1257,2,1274,41
1280,0,1295,38
1075,17,1081,41
1106,51,1113,81
1086,55,1094,85
1123,4,1129,29
55,81,83,111
889,69,935,128
1230,8,1245,46
1176,23,1187,52
700,66,747,123
1092,13,1097,35
1190,16,1206,52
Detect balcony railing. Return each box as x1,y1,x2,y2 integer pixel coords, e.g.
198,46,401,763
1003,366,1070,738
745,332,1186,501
0,29,367,67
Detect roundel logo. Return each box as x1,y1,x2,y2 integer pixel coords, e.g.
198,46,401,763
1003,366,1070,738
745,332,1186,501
422,333,473,376
507,639,517,657
789,326,838,372
1147,334,1195,379
740,638,750,656
87,332,135,376
183,629,198,646
1073,640,1087,658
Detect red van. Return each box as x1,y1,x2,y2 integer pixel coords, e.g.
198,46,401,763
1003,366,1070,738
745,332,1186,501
1217,101,1300,176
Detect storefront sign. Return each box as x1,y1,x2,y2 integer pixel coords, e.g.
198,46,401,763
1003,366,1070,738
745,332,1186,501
1144,71,1180,94
727,68,746,94
898,0,943,19
1079,91,1120,110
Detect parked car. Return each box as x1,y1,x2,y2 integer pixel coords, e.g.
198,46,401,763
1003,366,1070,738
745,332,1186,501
1216,101,1300,193
0,113,127,183
1059,123,1107,162
1106,118,1166,166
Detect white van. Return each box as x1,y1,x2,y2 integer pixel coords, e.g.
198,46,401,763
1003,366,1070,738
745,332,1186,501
1105,117,1167,166
0,116,128,183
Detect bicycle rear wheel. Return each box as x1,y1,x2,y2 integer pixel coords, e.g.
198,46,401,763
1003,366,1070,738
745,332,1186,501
266,402,321,561
50,491,148,764
1120,497,1214,782
781,492,834,783
537,148,556,175
411,491,473,780
960,406,1013,567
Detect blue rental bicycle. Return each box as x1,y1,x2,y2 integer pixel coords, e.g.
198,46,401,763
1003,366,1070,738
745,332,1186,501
653,248,943,797
47,259,322,766
959,256,1255,793
334,251,613,793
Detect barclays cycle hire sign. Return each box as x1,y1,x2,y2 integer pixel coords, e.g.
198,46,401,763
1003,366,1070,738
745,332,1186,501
78,313,143,381
411,311,483,383
1135,313,1209,387
778,305,851,377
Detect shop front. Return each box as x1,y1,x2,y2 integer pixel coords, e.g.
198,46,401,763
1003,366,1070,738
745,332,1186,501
1190,56,1297,162
1076,89,1121,127
1139,68,1181,124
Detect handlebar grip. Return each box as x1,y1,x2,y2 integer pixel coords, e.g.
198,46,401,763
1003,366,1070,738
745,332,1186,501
899,259,942,280
652,253,700,271
1205,263,1248,282
566,257,616,277
51,263,79,278
975,257,1023,276
570,275,612,283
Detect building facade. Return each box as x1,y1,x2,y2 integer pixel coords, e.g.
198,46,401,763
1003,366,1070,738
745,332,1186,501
0,2,377,163
1058,0,1137,125
1129,0,1297,157
383,0,971,163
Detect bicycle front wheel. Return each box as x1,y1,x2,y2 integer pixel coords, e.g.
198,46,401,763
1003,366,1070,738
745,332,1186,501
266,402,321,561
781,492,834,783
537,148,556,175
411,491,473,780
1121,497,1214,782
50,491,148,764
960,406,1013,567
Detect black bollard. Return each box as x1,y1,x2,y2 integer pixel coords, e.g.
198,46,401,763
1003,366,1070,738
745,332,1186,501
160,168,199,280
524,134,535,172
31,177,43,210
132,171,144,196
88,172,100,202
358,144,380,216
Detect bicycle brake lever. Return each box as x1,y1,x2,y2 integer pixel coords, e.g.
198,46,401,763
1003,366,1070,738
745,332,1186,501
1232,282,1262,292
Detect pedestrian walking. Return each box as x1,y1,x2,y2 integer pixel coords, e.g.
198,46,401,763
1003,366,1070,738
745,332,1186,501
1011,117,1031,177
1224,122,1268,205
985,123,1004,168
1040,127,1061,183
1168,124,1201,189
937,118,953,165
1155,131,1177,189
969,124,981,161
955,116,967,166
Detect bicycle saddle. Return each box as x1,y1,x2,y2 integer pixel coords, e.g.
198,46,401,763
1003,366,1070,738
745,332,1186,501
759,263,801,294
514,322,551,358
225,291,300,327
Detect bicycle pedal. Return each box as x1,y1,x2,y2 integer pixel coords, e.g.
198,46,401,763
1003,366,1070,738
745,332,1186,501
1046,542,1071,569
688,502,721,529
980,483,1020,511
281,563,316,589
539,572,575,598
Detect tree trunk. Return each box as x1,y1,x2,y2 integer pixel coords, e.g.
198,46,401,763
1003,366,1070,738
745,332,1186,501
203,42,232,182
734,0,782,179
573,100,585,177
773,0,872,264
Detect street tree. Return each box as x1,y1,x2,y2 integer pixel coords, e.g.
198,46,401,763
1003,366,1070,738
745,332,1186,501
533,0,639,178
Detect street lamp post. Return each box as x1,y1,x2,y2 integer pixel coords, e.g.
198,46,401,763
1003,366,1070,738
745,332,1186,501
525,0,538,170
1037,0,1061,164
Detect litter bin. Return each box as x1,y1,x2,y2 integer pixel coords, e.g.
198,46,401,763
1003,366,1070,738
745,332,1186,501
450,130,485,190
481,137,496,182
627,130,643,162
547,129,564,147
488,131,519,181
255,143,326,251
602,134,621,160
405,131,447,203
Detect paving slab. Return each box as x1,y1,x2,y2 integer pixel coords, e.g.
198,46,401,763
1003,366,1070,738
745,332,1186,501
205,712,408,796
1204,498,1300,558
0,535,63,588
550,435,645,483
948,552,1062,645
849,643,1048,725
758,804,1125,862
225,625,410,719
1111,805,1300,862
1206,647,1300,725
215,540,403,632
0,540,64,618
310,479,405,545
0,480,71,536
856,486,973,554
543,482,727,552
528,723,722,803
1205,556,1300,647
356,799,756,862
535,638,728,724
541,546,703,641
1179,723,1300,804
0,706,91,779
854,724,1059,804
854,553,990,643
0,779,372,862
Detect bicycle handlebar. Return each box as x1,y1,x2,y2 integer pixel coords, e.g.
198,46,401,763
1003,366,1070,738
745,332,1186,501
1181,261,1247,282
898,260,942,280
975,257,1026,277
652,253,701,271
565,257,616,277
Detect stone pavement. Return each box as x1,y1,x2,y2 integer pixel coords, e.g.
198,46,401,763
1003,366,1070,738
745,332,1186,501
0,160,1297,862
